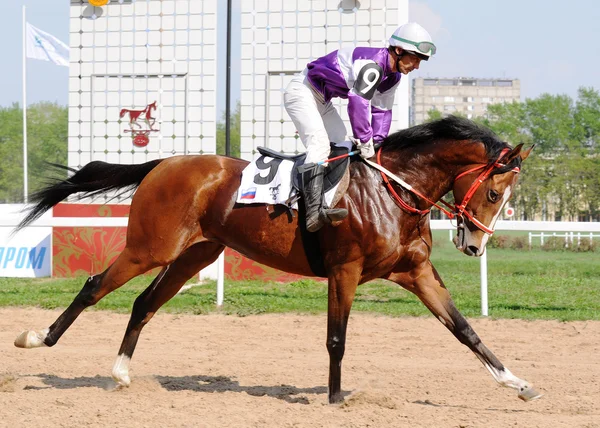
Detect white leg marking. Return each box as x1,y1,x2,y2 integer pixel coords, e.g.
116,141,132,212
476,355,529,391
112,354,132,387
14,328,49,348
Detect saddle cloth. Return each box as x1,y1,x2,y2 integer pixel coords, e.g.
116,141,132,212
236,143,351,209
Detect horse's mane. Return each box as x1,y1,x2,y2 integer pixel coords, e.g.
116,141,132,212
384,116,510,162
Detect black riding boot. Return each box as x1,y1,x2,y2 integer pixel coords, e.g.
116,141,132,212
302,164,348,232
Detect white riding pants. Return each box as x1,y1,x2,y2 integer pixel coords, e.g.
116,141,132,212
283,70,347,163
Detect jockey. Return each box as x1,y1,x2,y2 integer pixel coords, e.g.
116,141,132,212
284,22,435,232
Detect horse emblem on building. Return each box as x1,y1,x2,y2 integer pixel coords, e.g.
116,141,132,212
120,101,159,147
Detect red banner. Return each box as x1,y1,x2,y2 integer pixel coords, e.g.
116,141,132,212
52,203,304,282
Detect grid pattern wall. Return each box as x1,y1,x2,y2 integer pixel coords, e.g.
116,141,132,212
68,0,217,181
240,0,409,161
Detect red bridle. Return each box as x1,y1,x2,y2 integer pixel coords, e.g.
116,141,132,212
376,148,520,235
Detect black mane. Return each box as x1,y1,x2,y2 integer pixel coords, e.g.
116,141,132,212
384,116,510,161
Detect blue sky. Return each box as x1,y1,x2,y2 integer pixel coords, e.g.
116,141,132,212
1,0,599,112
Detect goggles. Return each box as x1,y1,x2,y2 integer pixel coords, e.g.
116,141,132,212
391,35,436,55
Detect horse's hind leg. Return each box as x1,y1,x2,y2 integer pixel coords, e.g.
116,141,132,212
389,262,542,402
112,242,224,387
14,248,158,349
326,263,361,404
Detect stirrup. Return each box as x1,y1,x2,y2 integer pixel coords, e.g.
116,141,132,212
324,207,348,223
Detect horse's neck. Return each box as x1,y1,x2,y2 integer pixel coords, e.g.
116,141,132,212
380,146,473,207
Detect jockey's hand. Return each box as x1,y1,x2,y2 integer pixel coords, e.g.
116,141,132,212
358,139,375,159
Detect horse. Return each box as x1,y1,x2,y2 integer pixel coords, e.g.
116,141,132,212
14,116,540,403
119,101,157,130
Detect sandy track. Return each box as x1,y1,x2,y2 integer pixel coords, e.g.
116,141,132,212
1,308,599,427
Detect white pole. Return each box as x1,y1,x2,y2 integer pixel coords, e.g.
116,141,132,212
216,252,224,306
22,6,28,203
480,250,488,316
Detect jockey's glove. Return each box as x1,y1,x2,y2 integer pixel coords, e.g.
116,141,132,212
358,139,375,159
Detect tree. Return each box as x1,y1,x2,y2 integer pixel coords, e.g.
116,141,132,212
573,87,600,154
0,104,25,202
422,88,600,221
0,102,68,203
425,108,443,122
216,101,241,158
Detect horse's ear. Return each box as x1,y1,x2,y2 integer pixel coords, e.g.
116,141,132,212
500,143,523,164
520,144,535,161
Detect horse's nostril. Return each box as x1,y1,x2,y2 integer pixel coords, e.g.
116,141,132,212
467,245,479,254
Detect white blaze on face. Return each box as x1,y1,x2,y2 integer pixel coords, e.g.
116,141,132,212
480,185,513,250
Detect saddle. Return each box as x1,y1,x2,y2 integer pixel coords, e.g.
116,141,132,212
256,143,350,194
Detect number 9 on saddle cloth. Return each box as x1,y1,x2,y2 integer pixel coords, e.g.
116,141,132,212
236,142,352,210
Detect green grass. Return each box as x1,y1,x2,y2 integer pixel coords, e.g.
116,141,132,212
0,234,598,321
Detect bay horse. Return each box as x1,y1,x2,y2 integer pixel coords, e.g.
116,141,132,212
119,101,157,130
14,116,540,403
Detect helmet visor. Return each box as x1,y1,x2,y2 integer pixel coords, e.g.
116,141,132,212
391,35,436,56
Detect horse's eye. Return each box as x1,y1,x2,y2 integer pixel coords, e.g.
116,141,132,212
488,189,500,203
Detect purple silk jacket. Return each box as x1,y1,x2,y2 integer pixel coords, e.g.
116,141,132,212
306,46,401,144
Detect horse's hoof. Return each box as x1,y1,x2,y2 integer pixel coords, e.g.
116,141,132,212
112,354,132,387
328,393,344,405
112,375,131,388
14,329,48,348
518,386,543,402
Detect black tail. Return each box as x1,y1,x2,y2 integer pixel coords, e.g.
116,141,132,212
16,159,164,231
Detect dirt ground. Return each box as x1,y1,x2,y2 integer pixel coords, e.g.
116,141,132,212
0,308,598,428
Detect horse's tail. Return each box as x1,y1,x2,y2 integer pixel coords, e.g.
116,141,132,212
16,160,164,231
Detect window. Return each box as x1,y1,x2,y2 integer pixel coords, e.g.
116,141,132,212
482,97,493,103
423,79,437,86
444,96,455,102
439,79,456,86
467,105,474,111
467,113,473,119
444,105,456,111
463,96,474,102
477,80,493,87
460,80,475,86
496,80,513,87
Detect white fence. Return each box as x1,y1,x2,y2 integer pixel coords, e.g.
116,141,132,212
528,232,600,248
2,206,599,314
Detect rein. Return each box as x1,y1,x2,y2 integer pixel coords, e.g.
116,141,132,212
367,147,520,235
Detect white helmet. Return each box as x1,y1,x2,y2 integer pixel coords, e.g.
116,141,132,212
389,22,436,60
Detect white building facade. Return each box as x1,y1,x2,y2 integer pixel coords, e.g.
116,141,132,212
68,0,411,172
239,0,410,160
68,0,218,185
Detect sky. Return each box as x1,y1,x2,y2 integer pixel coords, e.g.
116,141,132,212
1,0,599,113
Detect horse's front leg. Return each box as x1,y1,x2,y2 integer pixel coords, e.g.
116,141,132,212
389,262,542,402
326,263,361,404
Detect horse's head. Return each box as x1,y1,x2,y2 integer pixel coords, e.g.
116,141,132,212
452,143,533,256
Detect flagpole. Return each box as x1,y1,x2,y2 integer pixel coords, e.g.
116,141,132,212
22,5,28,203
